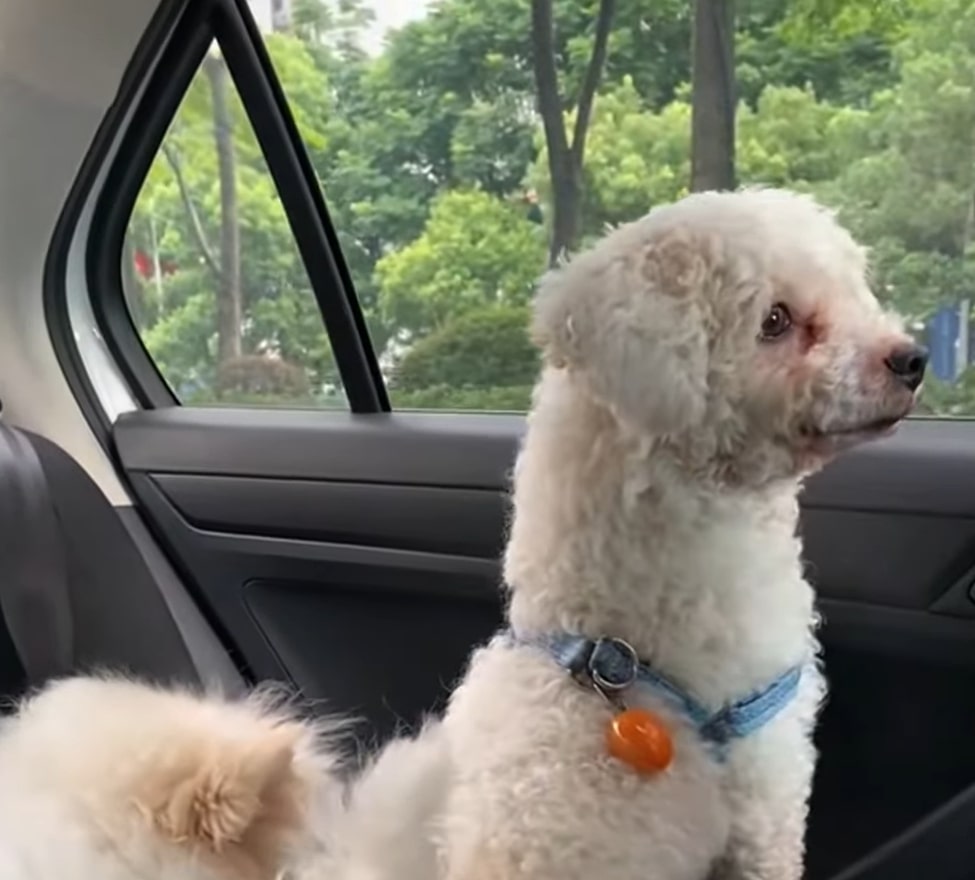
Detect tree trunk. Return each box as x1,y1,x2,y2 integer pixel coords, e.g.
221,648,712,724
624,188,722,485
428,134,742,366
548,146,583,268
691,0,736,192
530,0,616,266
204,53,243,365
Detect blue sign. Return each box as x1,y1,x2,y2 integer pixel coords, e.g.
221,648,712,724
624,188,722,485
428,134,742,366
929,304,960,382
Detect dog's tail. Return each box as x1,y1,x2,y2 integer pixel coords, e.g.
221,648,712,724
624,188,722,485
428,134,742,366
116,681,349,880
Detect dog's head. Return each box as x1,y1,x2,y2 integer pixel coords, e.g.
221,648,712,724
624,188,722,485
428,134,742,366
532,188,924,486
9,676,337,880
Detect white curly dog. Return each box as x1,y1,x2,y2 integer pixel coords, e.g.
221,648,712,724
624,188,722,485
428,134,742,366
305,187,926,880
0,188,925,880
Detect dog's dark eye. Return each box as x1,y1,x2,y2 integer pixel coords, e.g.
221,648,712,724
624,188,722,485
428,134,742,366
760,303,793,340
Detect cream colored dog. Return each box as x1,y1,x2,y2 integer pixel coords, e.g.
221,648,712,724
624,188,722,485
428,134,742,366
0,675,337,880
300,188,925,880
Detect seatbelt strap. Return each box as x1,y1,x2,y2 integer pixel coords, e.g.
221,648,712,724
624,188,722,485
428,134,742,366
0,424,74,684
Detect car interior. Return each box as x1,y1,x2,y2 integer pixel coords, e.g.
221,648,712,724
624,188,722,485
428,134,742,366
1,1,975,878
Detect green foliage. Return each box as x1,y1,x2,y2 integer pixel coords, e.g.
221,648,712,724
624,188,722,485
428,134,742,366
142,286,216,393
392,385,534,413
129,34,341,404
553,78,849,234
736,0,906,108
451,93,537,197
127,0,975,415
570,78,692,230
392,305,538,394
375,190,546,338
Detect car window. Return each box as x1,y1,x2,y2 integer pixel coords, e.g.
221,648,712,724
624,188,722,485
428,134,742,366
125,0,972,416
122,40,345,409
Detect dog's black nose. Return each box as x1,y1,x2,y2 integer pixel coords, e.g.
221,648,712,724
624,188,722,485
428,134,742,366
884,344,928,391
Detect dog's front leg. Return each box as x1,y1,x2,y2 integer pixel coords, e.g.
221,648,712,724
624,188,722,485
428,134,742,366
710,787,809,880
712,709,819,880
709,803,807,880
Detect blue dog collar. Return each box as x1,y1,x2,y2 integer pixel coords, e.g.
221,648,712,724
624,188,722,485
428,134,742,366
508,630,803,759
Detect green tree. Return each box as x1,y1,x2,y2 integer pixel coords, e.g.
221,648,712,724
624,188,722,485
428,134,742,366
551,77,848,236
811,0,975,324
375,189,547,340
735,0,909,108
390,305,538,412
127,34,343,401
336,0,694,267
123,0,975,415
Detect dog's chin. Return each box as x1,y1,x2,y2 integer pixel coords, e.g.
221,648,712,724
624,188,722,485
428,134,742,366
798,409,911,459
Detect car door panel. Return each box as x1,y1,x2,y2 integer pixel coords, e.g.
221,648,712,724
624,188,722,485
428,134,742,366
802,509,975,610
113,408,975,879
245,578,498,739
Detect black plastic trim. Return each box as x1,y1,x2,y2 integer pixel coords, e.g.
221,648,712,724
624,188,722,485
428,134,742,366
820,599,975,669
152,472,507,558
116,407,522,488
42,0,192,443
115,408,975,511
831,780,975,880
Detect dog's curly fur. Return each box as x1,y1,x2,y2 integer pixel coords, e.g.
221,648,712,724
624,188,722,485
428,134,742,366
0,675,340,880
300,188,921,880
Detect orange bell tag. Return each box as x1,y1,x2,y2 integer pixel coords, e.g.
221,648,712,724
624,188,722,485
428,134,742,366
606,708,674,774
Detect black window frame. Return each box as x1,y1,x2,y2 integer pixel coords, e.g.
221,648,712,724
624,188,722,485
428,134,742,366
44,0,388,442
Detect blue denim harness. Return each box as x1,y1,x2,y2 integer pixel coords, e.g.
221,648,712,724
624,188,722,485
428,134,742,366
508,630,804,760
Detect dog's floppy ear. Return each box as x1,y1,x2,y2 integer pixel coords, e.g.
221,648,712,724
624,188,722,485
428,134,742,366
531,226,711,435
